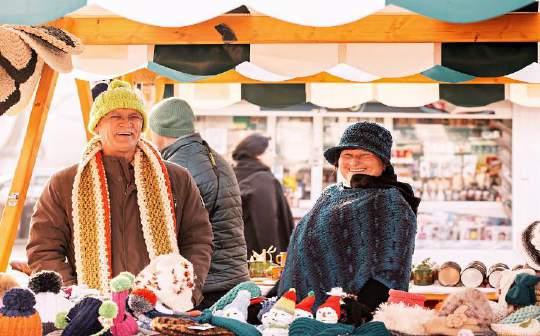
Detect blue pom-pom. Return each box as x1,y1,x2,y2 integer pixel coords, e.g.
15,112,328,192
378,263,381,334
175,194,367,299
2,288,36,315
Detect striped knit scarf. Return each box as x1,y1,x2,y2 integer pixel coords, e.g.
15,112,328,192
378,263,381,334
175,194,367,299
72,137,179,292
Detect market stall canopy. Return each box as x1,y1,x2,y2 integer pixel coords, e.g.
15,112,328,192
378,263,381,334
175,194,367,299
1,0,538,26
155,83,540,109
65,42,540,84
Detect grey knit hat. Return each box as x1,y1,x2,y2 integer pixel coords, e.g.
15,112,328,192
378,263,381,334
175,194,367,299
324,122,393,166
150,97,195,138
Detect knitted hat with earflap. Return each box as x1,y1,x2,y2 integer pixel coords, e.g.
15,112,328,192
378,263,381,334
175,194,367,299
87,79,147,134
27,270,72,334
0,288,42,336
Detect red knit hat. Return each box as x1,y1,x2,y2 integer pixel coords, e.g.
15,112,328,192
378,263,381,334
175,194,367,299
317,295,341,317
296,291,315,314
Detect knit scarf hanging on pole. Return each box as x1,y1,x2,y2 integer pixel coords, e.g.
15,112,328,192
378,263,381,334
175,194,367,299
72,137,179,292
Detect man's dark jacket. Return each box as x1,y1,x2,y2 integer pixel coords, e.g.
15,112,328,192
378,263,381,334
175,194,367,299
161,133,249,293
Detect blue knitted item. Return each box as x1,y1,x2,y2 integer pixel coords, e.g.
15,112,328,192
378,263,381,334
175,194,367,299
290,318,390,336
499,305,540,324
198,309,261,336
279,184,416,307
210,281,261,313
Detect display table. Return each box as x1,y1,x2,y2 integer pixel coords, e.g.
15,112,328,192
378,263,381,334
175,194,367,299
409,284,498,301
251,278,499,302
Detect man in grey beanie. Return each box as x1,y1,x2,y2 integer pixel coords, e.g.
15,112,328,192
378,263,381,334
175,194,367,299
149,97,249,309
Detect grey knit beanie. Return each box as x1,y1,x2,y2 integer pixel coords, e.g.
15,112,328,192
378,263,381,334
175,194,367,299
150,97,195,138
324,122,393,166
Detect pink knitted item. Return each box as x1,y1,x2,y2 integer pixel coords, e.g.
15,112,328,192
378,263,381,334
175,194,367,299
388,289,426,307
111,290,139,336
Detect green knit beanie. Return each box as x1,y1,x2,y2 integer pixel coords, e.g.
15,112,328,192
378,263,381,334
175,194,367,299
88,79,147,135
150,97,195,138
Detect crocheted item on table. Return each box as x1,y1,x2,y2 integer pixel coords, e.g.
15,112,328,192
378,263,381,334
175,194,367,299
72,137,178,291
152,316,234,336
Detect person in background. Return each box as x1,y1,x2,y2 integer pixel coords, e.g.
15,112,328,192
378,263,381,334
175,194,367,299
27,80,213,305
232,134,295,256
279,122,420,311
149,97,249,309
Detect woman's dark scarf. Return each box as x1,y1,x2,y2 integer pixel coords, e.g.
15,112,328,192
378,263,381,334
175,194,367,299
348,165,420,215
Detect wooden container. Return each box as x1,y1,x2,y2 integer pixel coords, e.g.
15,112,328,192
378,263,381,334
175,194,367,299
461,261,487,288
487,263,509,288
438,261,461,287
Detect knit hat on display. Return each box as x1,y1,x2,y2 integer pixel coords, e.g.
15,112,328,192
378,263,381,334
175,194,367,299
499,305,540,324
387,289,426,308
152,315,236,336
210,281,261,313
438,288,494,326
289,319,390,336
373,302,436,336
491,318,540,336
150,97,195,138
218,290,251,322
110,272,138,336
55,296,117,336
0,272,19,305
520,221,540,271
316,295,341,323
324,122,393,166
4,25,83,74
232,133,271,161
505,273,540,307
134,253,195,313
273,288,296,316
295,291,315,316
0,288,42,336
87,79,147,134
0,25,43,117
28,271,72,334
128,288,157,316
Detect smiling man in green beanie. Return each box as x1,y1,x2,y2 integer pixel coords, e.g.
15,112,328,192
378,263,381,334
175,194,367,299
27,80,213,305
149,97,249,309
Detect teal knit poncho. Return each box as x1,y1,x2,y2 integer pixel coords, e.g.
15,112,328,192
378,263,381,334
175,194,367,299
279,183,417,307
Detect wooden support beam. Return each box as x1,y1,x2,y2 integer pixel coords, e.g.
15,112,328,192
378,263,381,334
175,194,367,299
0,65,58,271
52,13,540,45
75,79,93,141
154,79,166,104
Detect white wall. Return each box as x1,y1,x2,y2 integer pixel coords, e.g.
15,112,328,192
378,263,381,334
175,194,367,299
512,105,540,250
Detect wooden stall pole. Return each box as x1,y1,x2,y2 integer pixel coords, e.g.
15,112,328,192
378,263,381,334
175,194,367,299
76,79,93,141
0,65,59,271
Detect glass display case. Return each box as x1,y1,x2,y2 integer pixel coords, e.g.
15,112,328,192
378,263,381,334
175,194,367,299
193,103,513,254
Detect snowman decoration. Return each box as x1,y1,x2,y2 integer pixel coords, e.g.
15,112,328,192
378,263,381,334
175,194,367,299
261,288,296,336
215,290,251,322
294,291,315,319
315,288,344,324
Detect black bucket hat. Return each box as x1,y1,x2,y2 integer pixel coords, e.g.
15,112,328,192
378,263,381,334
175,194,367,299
324,122,393,166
